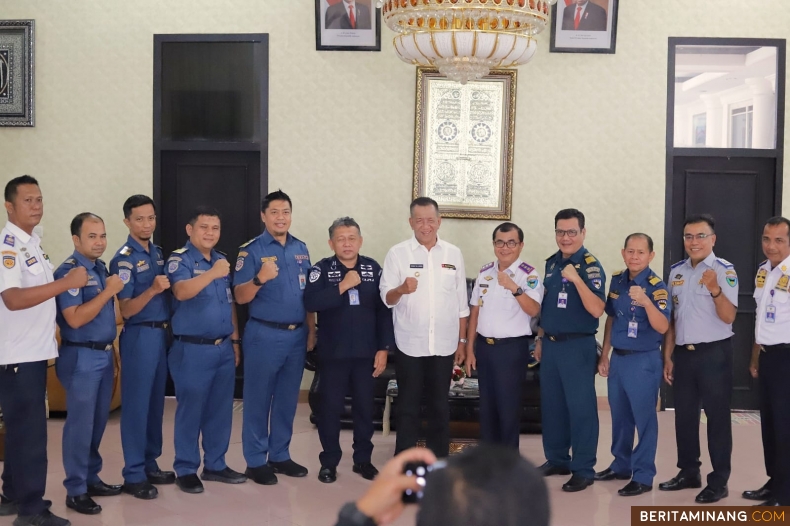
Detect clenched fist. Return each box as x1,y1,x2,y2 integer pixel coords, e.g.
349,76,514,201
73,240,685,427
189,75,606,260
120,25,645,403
106,274,125,295
210,259,231,279
497,271,517,293
341,270,361,289
63,267,89,289
701,269,719,294
561,265,581,285
628,285,649,307
258,260,278,283
151,275,171,294
400,277,418,295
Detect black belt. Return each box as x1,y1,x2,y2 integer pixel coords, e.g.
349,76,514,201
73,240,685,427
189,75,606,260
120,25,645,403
0,364,19,371
543,332,593,342
61,340,114,351
127,321,169,329
175,335,229,346
763,343,790,352
252,317,303,331
613,348,658,356
680,337,732,351
478,334,530,346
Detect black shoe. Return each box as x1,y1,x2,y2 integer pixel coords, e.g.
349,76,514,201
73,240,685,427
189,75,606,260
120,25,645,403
65,494,101,515
352,462,379,481
743,482,772,501
696,486,728,503
539,461,571,477
201,467,247,484
658,472,702,491
755,498,780,506
618,481,653,497
0,495,18,516
121,480,158,500
562,474,594,492
146,469,176,485
12,509,71,526
318,467,337,484
245,465,278,485
268,459,308,478
86,481,122,497
175,474,204,494
594,468,631,481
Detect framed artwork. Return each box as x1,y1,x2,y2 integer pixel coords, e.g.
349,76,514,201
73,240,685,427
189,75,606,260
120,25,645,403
550,0,618,54
413,68,516,220
0,20,34,126
315,0,381,51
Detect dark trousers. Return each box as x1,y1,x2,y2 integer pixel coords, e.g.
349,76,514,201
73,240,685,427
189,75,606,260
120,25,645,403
759,347,790,505
317,358,375,468
672,338,733,489
476,335,529,449
540,336,599,479
394,351,454,458
0,361,49,516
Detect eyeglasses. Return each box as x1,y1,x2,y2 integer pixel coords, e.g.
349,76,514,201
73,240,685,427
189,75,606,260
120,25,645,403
494,240,519,248
683,233,712,241
555,229,579,238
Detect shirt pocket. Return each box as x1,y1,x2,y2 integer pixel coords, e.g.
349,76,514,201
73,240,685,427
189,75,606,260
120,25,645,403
21,259,44,286
773,289,790,304
440,267,457,290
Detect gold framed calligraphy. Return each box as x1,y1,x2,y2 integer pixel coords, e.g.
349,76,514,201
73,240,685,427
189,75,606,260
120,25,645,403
413,68,516,220
0,20,35,127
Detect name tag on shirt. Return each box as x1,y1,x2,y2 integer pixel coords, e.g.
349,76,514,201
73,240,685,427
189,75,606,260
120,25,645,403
349,288,360,306
410,264,423,268
557,291,568,309
628,320,638,338
766,304,776,323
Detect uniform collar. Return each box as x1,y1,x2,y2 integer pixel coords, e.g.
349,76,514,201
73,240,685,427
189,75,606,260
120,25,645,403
5,221,37,245
126,234,156,254
497,258,522,274
71,250,97,271
626,266,652,285
685,251,716,269
552,245,586,264
261,229,293,247
408,234,443,252
186,240,214,262
772,254,790,273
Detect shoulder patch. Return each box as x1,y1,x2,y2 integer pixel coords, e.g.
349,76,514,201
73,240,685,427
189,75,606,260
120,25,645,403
715,257,734,269
652,289,668,301
309,265,321,283
3,234,15,247
119,246,132,256
117,261,133,269
670,260,686,269
648,275,662,286
480,262,495,273
518,262,535,274
172,247,187,254
612,269,624,276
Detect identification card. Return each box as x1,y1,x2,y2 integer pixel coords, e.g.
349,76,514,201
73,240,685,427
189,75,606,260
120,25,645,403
766,304,776,323
627,320,638,338
557,292,568,309
349,288,360,306
299,272,306,290
226,287,233,304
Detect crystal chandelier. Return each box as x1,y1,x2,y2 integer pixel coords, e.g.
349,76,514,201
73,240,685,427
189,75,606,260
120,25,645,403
377,0,557,84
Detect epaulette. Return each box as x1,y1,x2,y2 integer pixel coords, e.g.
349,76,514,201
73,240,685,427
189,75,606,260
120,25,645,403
480,261,495,273
358,254,377,264
2,234,15,247
584,252,597,264
648,275,662,286
119,246,132,256
239,238,255,249
172,247,187,254
715,257,734,269
216,250,227,257
612,269,624,276
670,260,686,269
64,258,76,265
759,259,768,267
518,262,535,274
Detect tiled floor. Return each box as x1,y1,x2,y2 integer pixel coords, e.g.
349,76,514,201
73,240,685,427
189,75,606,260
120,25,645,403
0,401,770,526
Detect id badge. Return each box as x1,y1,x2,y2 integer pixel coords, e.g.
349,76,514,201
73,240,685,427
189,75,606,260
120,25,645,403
766,304,776,323
557,291,568,309
627,320,638,338
349,288,360,306
226,287,233,304
299,272,306,290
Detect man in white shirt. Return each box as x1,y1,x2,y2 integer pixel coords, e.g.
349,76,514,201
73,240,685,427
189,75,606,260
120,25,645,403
380,197,469,457
0,175,88,526
746,216,790,507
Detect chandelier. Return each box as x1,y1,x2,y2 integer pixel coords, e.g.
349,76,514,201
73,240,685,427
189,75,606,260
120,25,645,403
377,0,557,84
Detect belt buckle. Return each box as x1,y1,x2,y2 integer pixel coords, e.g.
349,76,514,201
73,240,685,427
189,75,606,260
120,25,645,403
163,322,169,329
214,338,222,346
287,324,296,330
548,335,556,342
485,338,495,345
686,344,695,351
104,344,113,351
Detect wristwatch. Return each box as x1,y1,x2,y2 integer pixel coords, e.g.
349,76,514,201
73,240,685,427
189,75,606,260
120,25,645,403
459,338,468,344
337,503,376,526
512,287,524,297
252,276,264,287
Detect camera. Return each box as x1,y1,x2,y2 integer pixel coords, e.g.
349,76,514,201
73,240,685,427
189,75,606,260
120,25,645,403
402,460,446,504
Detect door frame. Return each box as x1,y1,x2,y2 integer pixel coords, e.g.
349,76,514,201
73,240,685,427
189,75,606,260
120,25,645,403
662,37,786,410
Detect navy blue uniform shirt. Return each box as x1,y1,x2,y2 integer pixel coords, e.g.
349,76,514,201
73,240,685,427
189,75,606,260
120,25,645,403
110,235,170,323
540,246,607,335
303,255,395,360
55,251,117,344
232,230,311,323
605,267,671,352
166,241,233,339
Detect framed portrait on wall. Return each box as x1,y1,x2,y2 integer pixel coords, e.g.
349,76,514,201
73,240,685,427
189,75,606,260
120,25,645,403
413,68,516,220
550,0,618,54
0,20,35,127
315,0,381,51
